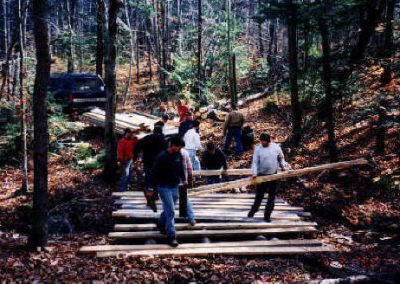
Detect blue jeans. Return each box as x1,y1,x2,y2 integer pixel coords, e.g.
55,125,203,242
117,160,132,192
158,185,179,237
224,127,243,155
186,149,201,171
207,176,221,184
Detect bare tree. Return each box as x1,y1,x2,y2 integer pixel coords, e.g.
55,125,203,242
29,0,51,249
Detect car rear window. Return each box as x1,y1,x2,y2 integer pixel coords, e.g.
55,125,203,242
72,78,103,91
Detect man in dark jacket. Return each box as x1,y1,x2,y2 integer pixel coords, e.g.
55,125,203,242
134,126,167,210
201,142,228,184
150,136,187,247
178,111,195,137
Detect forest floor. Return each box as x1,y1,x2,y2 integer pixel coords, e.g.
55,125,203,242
0,62,399,282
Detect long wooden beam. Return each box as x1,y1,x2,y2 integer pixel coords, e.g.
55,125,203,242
114,221,317,231
108,226,317,239
96,245,335,257
119,204,303,211
190,159,368,196
112,210,303,220
114,199,287,206
79,239,323,254
193,169,252,176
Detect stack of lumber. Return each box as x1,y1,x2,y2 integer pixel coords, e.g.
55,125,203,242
81,108,178,138
196,107,228,121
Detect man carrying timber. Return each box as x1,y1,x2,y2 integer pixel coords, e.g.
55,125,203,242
248,133,287,222
223,107,245,156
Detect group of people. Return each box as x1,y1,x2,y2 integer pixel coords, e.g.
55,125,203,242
116,101,288,247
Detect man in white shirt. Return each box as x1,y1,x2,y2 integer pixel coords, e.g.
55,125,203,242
183,120,202,171
248,133,287,222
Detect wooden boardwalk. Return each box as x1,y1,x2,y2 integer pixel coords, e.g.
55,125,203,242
80,191,335,257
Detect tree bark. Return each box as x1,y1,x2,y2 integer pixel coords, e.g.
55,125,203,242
29,0,51,249
318,14,338,163
287,0,301,145
197,0,202,97
18,0,28,193
123,0,134,106
103,0,123,181
96,0,105,77
380,0,395,85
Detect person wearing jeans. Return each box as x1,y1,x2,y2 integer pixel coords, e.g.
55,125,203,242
117,128,138,192
223,108,245,155
183,120,202,171
150,136,187,247
248,133,287,222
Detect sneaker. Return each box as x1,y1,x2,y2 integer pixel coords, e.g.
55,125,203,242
167,237,179,247
247,211,255,218
189,219,196,226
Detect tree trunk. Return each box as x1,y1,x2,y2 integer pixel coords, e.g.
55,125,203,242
257,0,264,57
96,0,104,77
134,1,140,83
123,0,134,106
66,0,77,73
197,0,202,97
318,15,337,163
287,0,301,145
1,0,7,57
29,0,51,249
103,0,123,181
18,0,28,193
380,0,395,85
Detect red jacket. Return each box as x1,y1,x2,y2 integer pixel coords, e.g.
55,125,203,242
178,105,189,122
117,136,138,163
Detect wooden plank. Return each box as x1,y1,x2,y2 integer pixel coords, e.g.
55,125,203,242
190,159,369,196
109,226,317,239
114,199,287,206
113,192,261,198
97,245,335,257
119,204,303,211
114,221,318,231
80,239,323,254
112,210,303,220
193,168,252,176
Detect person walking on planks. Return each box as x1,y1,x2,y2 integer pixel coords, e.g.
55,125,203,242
248,133,287,222
201,142,228,184
150,136,187,247
183,119,202,171
134,126,167,211
180,148,196,226
223,107,245,156
117,128,138,192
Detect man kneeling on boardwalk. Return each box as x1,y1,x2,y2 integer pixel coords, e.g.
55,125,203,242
150,136,188,247
248,133,287,222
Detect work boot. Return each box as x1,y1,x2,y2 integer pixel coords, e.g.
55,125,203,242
157,221,166,235
264,215,271,223
167,236,179,247
149,200,157,212
247,210,255,218
189,219,196,226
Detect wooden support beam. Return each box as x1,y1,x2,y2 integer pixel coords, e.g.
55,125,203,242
193,168,252,176
114,199,287,206
108,226,317,239
112,210,303,220
80,239,323,254
190,159,369,196
96,245,335,257
119,204,303,211
114,221,318,231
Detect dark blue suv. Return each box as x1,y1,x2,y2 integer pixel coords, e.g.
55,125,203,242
48,73,106,113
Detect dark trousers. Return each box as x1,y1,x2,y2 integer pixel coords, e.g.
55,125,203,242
250,181,277,219
224,127,243,155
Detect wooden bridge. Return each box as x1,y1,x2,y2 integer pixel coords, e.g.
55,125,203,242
79,160,368,257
